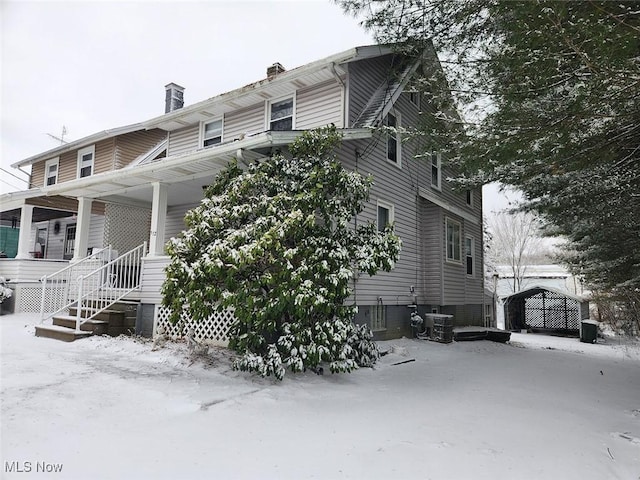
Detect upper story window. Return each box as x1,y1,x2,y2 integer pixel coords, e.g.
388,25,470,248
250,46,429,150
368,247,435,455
45,157,59,186
269,96,294,131
77,145,95,178
202,118,223,147
446,217,461,263
377,200,394,232
465,236,475,276
409,91,420,109
431,152,442,191
385,112,401,166
466,190,474,207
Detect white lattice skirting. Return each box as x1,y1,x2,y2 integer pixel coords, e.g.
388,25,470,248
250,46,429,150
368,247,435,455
155,305,235,346
13,284,67,313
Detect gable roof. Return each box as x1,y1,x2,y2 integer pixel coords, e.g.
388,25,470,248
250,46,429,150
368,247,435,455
9,43,430,170
141,44,404,132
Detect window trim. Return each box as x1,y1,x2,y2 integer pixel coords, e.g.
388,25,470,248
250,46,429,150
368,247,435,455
445,217,462,264
431,152,442,191
77,145,95,179
409,90,420,109
465,235,475,276
200,117,224,148
44,157,59,186
371,303,387,331
266,94,296,131
385,111,401,168
466,189,474,208
376,199,395,232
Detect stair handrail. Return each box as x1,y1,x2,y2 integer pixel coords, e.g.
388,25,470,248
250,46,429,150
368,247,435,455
39,246,115,322
72,242,147,332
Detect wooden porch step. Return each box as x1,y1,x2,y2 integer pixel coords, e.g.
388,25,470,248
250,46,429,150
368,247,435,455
69,307,125,326
35,325,92,342
53,316,109,336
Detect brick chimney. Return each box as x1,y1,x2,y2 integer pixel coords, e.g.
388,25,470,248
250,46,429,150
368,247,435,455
267,62,286,79
164,83,185,113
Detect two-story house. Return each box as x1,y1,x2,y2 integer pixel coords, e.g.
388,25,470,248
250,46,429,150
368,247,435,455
0,43,484,342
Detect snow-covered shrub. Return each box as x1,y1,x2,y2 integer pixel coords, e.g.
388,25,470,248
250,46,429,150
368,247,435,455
0,277,12,304
162,126,400,379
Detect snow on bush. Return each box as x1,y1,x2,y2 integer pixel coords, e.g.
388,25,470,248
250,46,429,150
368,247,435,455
0,277,12,304
162,126,401,379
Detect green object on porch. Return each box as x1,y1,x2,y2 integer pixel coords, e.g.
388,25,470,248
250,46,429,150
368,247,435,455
580,320,598,344
0,226,19,258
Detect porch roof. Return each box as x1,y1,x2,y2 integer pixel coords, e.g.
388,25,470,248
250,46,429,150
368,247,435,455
19,128,372,208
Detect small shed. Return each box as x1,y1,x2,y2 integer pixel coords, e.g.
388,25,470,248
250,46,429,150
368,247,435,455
501,286,589,335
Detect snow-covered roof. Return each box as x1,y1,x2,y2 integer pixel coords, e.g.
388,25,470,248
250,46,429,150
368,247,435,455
494,264,571,279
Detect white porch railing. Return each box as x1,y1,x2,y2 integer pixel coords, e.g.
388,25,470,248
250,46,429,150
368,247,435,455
40,243,147,331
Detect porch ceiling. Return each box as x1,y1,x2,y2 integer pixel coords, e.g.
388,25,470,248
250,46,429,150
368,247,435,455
0,207,75,223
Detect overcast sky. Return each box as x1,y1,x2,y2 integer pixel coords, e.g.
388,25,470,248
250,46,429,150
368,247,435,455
0,0,510,210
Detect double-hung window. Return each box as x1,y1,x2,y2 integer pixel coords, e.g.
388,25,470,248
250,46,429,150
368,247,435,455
77,145,95,178
385,112,401,166
45,158,59,186
377,200,394,232
202,119,223,147
465,236,475,276
269,96,294,131
431,152,442,190
466,190,474,207
446,217,461,263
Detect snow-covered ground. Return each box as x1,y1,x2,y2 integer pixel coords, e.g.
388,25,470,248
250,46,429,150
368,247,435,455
1,313,639,480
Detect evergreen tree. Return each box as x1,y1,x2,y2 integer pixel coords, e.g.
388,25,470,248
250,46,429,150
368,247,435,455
162,126,401,380
338,0,640,290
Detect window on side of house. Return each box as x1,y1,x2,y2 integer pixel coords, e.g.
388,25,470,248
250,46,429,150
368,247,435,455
269,96,294,131
409,91,420,109
466,190,474,207
202,118,223,147
465,235,475,276
446,217,461,263
377,200,394,232
371,303,387,331
431,152,442,190
45,157,59,186
385,112,401,166
77,145,95,178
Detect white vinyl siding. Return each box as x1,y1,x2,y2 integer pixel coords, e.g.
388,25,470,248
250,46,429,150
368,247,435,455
167,126,200,157
296,80,343,129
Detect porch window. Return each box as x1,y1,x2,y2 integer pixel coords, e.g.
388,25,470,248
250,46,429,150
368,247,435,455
45,158,59,186
431,152,442,190
202,118,223,147
77,145,95,178
446,217,461,263
377,200,394,232
385,112,401,166
269,96,294,131
465,235,475,276
64,224,76,260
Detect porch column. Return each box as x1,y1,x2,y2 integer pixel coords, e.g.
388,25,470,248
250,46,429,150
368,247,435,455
148,182,168,257
72,197,93,261
15,204,34,259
